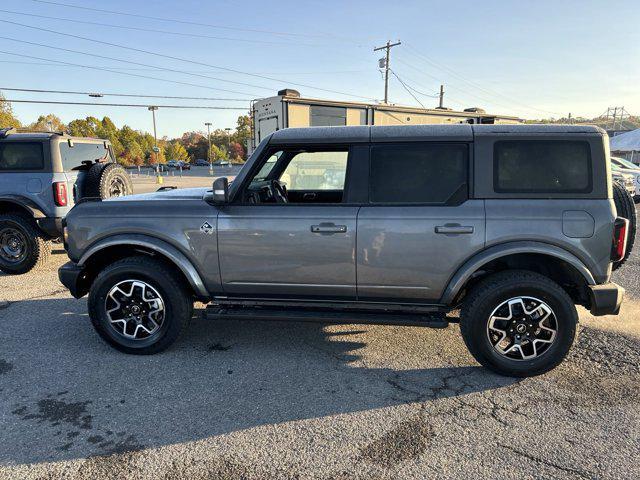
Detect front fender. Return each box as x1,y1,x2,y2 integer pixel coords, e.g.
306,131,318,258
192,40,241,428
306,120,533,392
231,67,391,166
440,241,596,305
78,234,209,298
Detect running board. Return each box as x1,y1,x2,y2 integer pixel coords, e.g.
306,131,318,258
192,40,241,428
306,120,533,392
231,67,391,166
211,297,446,314
204,306,449,328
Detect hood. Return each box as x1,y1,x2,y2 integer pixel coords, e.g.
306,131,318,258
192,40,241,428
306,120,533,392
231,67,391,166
105,187,210,202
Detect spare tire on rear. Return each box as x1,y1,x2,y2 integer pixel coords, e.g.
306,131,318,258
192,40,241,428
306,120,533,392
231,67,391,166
612,182,636,271
83,162,133,199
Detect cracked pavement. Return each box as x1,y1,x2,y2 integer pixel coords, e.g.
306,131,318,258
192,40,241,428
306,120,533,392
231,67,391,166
0,238,639,479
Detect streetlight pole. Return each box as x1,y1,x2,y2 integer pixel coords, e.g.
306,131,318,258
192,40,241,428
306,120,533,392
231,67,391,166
148,106,161,183
204,122,212,175
225,127,231,162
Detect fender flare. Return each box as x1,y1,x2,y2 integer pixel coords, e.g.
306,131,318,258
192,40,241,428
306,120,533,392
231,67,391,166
78,234,209,298
440,241,596,305
0,195,47,218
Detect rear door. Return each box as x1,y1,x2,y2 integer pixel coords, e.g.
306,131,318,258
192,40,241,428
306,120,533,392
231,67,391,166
356,142,485,302
0,140,51,213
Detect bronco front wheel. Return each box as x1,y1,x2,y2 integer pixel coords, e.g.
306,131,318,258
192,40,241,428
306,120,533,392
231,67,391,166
88,256,193,354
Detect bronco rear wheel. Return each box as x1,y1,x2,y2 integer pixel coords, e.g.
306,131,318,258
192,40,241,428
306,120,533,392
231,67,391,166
88,256,193,354
0,213,51,274
460,270,577,377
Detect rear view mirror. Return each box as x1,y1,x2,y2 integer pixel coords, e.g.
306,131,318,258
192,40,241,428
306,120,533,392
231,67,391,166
204,177,229,204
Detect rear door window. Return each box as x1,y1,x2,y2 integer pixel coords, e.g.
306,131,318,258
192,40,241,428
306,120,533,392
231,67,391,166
494,141,592,193
369,143,468,204
59,142,111,171
0,142,44,170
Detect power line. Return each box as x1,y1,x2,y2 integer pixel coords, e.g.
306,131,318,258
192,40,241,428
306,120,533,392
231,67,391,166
389,70,428,110
402,43,562,116
394,56,525,112
0,29,272,92
0,19,377,101
0,58,371,76
0,86,250,101
0,9,321,47
2,99,247,110
0,50,259,97
29,0,332,39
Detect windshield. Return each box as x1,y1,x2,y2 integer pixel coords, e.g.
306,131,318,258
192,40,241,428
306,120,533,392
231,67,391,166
612,156,639,170
59,141,112,171
252,151,282,182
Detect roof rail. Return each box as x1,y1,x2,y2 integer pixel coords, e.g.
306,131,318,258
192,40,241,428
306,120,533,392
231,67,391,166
13,127,66,136
0,127,17,138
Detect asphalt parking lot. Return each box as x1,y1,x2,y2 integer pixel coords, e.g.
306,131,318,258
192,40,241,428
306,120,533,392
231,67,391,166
0,213,639,479
127,165,241,194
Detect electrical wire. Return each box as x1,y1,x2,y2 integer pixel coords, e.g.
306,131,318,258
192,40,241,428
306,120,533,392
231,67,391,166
28,0,331,39
0,19,377,101
0,31,272,92
2,99,247,109
0,49,259,97
0,58,371,76
389,70,428,110
403,43,562,116
0,87,249,101
0,9,321,47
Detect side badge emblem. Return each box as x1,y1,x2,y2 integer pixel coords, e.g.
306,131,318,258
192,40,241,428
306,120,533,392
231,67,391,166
200,221,214,235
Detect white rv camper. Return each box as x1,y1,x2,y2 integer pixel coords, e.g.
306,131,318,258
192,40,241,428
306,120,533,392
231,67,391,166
249,89,523,153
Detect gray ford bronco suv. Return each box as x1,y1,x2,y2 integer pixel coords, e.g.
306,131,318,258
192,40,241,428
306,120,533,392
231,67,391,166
0,127,132,274
59,124,628,377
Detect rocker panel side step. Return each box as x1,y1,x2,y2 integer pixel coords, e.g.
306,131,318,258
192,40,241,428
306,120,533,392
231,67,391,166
204,306,449,328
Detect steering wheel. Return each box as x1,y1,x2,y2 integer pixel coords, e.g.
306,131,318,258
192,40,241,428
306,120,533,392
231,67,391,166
270,180,288,203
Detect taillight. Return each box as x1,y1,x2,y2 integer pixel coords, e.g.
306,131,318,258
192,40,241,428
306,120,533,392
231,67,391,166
53,182,68,207
611,217,629,262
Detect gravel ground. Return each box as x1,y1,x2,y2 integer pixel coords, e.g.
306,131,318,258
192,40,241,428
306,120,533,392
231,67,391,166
0,221,638,479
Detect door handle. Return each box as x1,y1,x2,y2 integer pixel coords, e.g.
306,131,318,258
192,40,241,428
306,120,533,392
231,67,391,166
303,192,316,200
311,223,347,234
435,225,474,234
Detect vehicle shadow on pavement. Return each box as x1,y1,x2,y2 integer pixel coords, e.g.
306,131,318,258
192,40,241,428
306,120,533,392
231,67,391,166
0,298,519,465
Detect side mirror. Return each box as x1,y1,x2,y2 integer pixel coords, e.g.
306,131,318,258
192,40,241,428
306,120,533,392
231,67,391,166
204,177,229,204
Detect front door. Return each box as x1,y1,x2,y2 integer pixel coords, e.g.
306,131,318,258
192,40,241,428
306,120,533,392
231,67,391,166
217,147,359,299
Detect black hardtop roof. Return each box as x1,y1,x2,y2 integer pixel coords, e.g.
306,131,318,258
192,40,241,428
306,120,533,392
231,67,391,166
268,124,606,144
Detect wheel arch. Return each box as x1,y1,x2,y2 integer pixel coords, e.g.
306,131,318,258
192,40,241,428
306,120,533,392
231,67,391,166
0,195,47,218
441,241,596,306
77,235,209,300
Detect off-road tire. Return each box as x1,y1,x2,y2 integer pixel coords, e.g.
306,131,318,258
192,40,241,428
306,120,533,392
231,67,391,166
88,256,193,354
0,212,51,274
83,162,133,199
460,270,577,377
612,182,636,270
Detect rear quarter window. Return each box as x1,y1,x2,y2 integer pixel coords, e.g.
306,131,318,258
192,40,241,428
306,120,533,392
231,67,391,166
494,140,592,193
0,142,44,170
59,142,111,171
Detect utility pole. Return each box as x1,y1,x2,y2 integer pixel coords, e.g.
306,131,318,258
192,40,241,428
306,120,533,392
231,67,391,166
148,106,161,182
374,40,401,104
438,84,445,109
204,122,212,175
